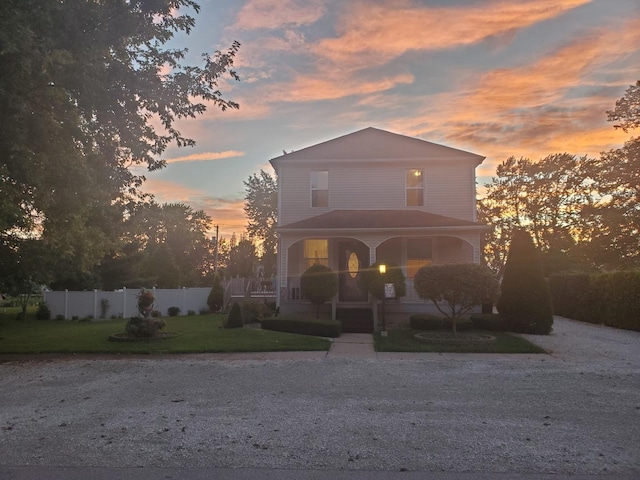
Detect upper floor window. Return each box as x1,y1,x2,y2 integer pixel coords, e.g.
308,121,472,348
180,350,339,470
311,171,328,207
406,169,424,206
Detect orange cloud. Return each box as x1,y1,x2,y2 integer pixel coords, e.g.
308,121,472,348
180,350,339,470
267,72,414,103
315,0,592,67
165,150,245,164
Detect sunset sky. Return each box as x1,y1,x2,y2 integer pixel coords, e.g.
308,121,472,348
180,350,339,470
142,0,640,239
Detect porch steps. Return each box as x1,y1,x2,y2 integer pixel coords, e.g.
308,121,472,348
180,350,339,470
337,307,374,334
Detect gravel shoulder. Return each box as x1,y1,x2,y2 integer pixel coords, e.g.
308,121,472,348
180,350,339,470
0,317,638,476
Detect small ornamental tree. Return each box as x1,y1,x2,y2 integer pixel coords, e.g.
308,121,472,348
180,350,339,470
497,229,553,334
300,264,338,319
414,263,499,335
359,262,406,300
207,275,224,312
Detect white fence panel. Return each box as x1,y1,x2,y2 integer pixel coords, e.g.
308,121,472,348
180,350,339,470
43,287,212,320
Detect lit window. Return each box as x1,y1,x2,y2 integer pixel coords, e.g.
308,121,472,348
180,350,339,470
311,171,328,207
406,169,424,206
304,239,328,268
406,238,432,277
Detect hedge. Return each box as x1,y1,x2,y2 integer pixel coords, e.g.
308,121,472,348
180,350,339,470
469,313,507,331
409,314,444,330
548,271,640,331
261,317,341,338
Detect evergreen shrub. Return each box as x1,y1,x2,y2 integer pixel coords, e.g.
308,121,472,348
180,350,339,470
224,302,243,329
167,306,180,317
548,273,591,320
497,230,553,334
35,302,51,320
300,264,338,319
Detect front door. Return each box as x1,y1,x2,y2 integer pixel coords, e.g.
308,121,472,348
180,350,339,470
338,241,369,302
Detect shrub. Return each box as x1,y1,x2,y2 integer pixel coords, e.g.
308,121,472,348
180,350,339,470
261,317,341,338
125,317,166,337
241,299,272,324
586,271,640,331
443,317,473,331
414,263,499,335
224,302,243,329
497,230,553,335
548,273,591,320
359,262,406,300
55,314,65,321
35,302,51,320
187,309,196,316
300,264,338,319
99,298,110,319
470,313,507,331
207,275,224,312
409,314,444,330
167,306,180,317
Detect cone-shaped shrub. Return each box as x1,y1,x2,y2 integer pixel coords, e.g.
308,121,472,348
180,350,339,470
224,301,243,328
207,275,224,312
300,263,338,319
497,229,553,334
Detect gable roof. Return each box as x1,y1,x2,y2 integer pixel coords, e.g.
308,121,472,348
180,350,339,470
270,127,484,165
278,210,487,232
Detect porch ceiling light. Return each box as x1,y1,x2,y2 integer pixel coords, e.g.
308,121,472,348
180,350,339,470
379,264,386,274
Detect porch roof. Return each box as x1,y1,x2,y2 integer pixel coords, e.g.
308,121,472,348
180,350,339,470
278,210,487,232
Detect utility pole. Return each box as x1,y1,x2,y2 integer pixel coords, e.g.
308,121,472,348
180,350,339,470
214,224,219,274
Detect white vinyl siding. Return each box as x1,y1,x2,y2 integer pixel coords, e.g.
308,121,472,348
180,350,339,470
277,160,477,225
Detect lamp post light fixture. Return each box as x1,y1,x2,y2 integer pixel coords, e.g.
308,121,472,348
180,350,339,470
379,263,387,336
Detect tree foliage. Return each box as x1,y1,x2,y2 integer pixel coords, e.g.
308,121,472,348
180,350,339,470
496,229,553,335
413,263,499,335
244,170,278,277
0,0,238,293
300,264,338,319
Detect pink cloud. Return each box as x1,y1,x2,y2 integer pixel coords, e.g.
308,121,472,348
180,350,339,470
315,0,592,67
165,150,245,164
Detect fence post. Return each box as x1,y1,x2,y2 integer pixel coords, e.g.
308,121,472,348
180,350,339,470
122,287,127,318
182,287,186,315
93,289,98,320
64,289,68,319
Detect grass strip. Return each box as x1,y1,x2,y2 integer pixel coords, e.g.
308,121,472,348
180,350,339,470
374,329,546,353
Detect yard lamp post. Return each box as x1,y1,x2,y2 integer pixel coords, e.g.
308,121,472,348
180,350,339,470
379,264,387,336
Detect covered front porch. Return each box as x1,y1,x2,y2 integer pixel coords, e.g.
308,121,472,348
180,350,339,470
277,212,484,327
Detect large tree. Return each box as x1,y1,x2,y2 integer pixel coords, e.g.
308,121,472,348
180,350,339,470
243,170,278,277
0,0,239,292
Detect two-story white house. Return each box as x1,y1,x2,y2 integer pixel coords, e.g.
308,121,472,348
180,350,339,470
269,127,488,331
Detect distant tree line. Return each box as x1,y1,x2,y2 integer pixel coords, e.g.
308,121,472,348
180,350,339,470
479,80,640,276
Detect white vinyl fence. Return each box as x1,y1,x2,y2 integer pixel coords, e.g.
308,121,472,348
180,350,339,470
43,287,211,320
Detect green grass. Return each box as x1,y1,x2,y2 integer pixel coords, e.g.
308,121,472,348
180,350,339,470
374,329,546,354
0,311,331,355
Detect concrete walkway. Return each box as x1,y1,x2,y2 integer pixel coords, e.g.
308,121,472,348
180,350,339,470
327,333,376,359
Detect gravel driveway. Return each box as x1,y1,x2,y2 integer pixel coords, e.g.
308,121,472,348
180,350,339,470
0,317,638,477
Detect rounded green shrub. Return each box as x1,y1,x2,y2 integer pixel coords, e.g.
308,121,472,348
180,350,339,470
167,306,180,317
300,264,338,319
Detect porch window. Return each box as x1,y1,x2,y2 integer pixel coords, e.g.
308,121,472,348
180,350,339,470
406,169,424,206
406,238,432,277
304,239,328,268
311,171,328,207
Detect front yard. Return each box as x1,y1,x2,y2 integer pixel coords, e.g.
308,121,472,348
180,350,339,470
0,311,331,355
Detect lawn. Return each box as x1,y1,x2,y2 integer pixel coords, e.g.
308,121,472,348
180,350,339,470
0,310,331,355
374,329,546,354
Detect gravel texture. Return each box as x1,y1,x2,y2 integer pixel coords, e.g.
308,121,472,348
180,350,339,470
0,317,639,476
